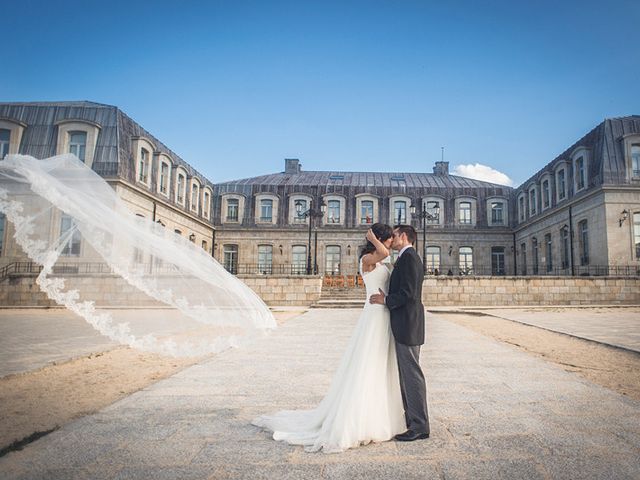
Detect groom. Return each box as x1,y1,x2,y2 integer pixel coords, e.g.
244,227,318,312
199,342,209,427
369,225,430,441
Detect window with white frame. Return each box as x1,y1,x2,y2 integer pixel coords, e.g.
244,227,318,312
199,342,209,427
190,182,200,212
260,199,273,222
176,172,186,204
542,178,551,209
158,160,170,196
556,168,566,201
459,246,473,275
223,244,238,274
292,245,307,274
578,220,589,266
60,214,81,256
226,198,239,221
258,245,273,274
426,200,440,224
69,131,87,162
327,200,341,224
632,145,640,178
203,190,210,218
393,200,407,224
575,156,586,191
325,245,341,274
360,200,374,224
459,202,472,225
425,246,441,275
491,201,504,225
634,213,640,259
138,148,150,184
293,199,308,223
529,187,537,216
0,129,10,159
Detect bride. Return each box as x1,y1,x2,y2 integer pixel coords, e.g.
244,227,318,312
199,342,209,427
252,223,405,453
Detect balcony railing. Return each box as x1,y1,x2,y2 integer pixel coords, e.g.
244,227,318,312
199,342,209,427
223,263,309,275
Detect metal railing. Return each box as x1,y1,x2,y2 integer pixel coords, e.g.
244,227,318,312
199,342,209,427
428,264,640,277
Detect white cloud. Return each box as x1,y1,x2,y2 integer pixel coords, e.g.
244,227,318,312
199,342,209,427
453,163,514,186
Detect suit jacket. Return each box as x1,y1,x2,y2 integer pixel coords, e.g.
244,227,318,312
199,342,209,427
385,247,425,346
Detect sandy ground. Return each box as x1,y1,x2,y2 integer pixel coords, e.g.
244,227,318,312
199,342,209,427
0,309,306,452
439,312,640,401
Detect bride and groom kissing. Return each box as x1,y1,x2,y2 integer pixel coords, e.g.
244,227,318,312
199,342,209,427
253,223,429,453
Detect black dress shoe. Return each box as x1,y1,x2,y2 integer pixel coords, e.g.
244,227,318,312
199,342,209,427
394,430,430,441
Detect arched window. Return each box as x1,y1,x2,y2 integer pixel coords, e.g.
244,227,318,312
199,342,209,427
575,156,586,191
542,178,551,209
176,170,186,205
190,181,200,212
138,148,150,184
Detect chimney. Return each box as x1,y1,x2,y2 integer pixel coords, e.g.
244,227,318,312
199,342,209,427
285,158,301,174
433,161,449,176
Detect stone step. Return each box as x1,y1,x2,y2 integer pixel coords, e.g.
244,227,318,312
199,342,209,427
311,299,366,308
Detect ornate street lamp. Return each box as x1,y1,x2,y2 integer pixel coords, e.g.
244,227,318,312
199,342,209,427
410,201,438,275
296,199,327,275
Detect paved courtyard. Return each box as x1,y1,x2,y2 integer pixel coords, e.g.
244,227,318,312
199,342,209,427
1,308,639,479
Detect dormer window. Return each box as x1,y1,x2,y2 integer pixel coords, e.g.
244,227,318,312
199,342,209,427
556,168,566,201
632,145,640,178
138,148,150,184
191,182,200,212
203,189,211,219
459,202,472,224
260,199,273,222
426,201,440,224
518,194,526,222
361,200,374,224
227,198,239,221
69,131,87,162
542,178,551,209
328,200,341,223
0,129,9,159
529,187,537,216
394,200,407,224
491,201,504,225
575,156,586,191
176,171,186,205
158,156,171,197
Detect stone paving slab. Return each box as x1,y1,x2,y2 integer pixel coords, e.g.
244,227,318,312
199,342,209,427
0,309,116,377
468,307,640,352
1,309,639,479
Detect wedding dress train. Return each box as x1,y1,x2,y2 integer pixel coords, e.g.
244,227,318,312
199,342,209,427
252,259,405,453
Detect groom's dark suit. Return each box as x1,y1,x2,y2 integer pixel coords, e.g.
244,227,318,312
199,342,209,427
385,246,430,435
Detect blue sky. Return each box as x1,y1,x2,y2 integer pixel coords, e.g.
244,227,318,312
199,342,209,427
3,0,639,185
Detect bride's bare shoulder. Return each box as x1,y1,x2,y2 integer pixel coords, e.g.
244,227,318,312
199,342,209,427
360,253,377,273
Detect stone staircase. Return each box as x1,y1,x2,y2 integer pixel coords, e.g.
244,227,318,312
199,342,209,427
311,286,367,308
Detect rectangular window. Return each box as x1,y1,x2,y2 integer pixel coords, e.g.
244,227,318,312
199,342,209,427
223,245,238,274
491,247,505,276
226,198,239,221
529,189,536,215
0,129,10,159
542,180,550,208
177,174,185,203
325,245,341,274
558,169,566,200
160,163,169,194
520,243,527,275
260,199,273,222
578,220,589,266
0,213,5,256
191,185,199,212
561,228,570,270
203,191,210,218
258,245,273,274
576,157,585,190
69,131,87,162
491,202,504,225
426,246,441,275
634,213,640,259
426,201,440,224
328,200,341,223
138,148,149,183
202,240,208,252
519,196,525,222
60,214,81,256
293,199,307,223
532,237,539,275
459,246,473,275
459,202,472,224
632,145,640,178
394,201,406,224
545,233,553,272
292,245,307,274
360,201,374,224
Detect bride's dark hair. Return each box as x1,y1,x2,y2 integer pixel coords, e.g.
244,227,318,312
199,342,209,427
359,223,393,259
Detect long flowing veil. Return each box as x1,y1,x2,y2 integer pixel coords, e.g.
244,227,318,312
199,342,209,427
0,154,276,357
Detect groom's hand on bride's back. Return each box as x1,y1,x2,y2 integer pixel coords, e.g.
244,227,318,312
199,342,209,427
369,288,386,305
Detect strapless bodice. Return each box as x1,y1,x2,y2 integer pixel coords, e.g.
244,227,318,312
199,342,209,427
360,260,391,297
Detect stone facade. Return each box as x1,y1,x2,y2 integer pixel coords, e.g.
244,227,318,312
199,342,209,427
422,276,640,306
240,275,323,306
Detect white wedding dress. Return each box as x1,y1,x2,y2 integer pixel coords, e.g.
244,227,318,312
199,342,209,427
252,258,405,453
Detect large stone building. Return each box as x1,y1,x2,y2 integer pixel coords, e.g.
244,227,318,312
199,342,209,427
212,116,640,278
0,101,216,266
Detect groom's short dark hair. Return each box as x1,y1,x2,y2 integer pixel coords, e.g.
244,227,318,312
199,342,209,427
394,224,416,244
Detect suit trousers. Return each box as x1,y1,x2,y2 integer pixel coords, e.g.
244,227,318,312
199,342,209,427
395,343,430,434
